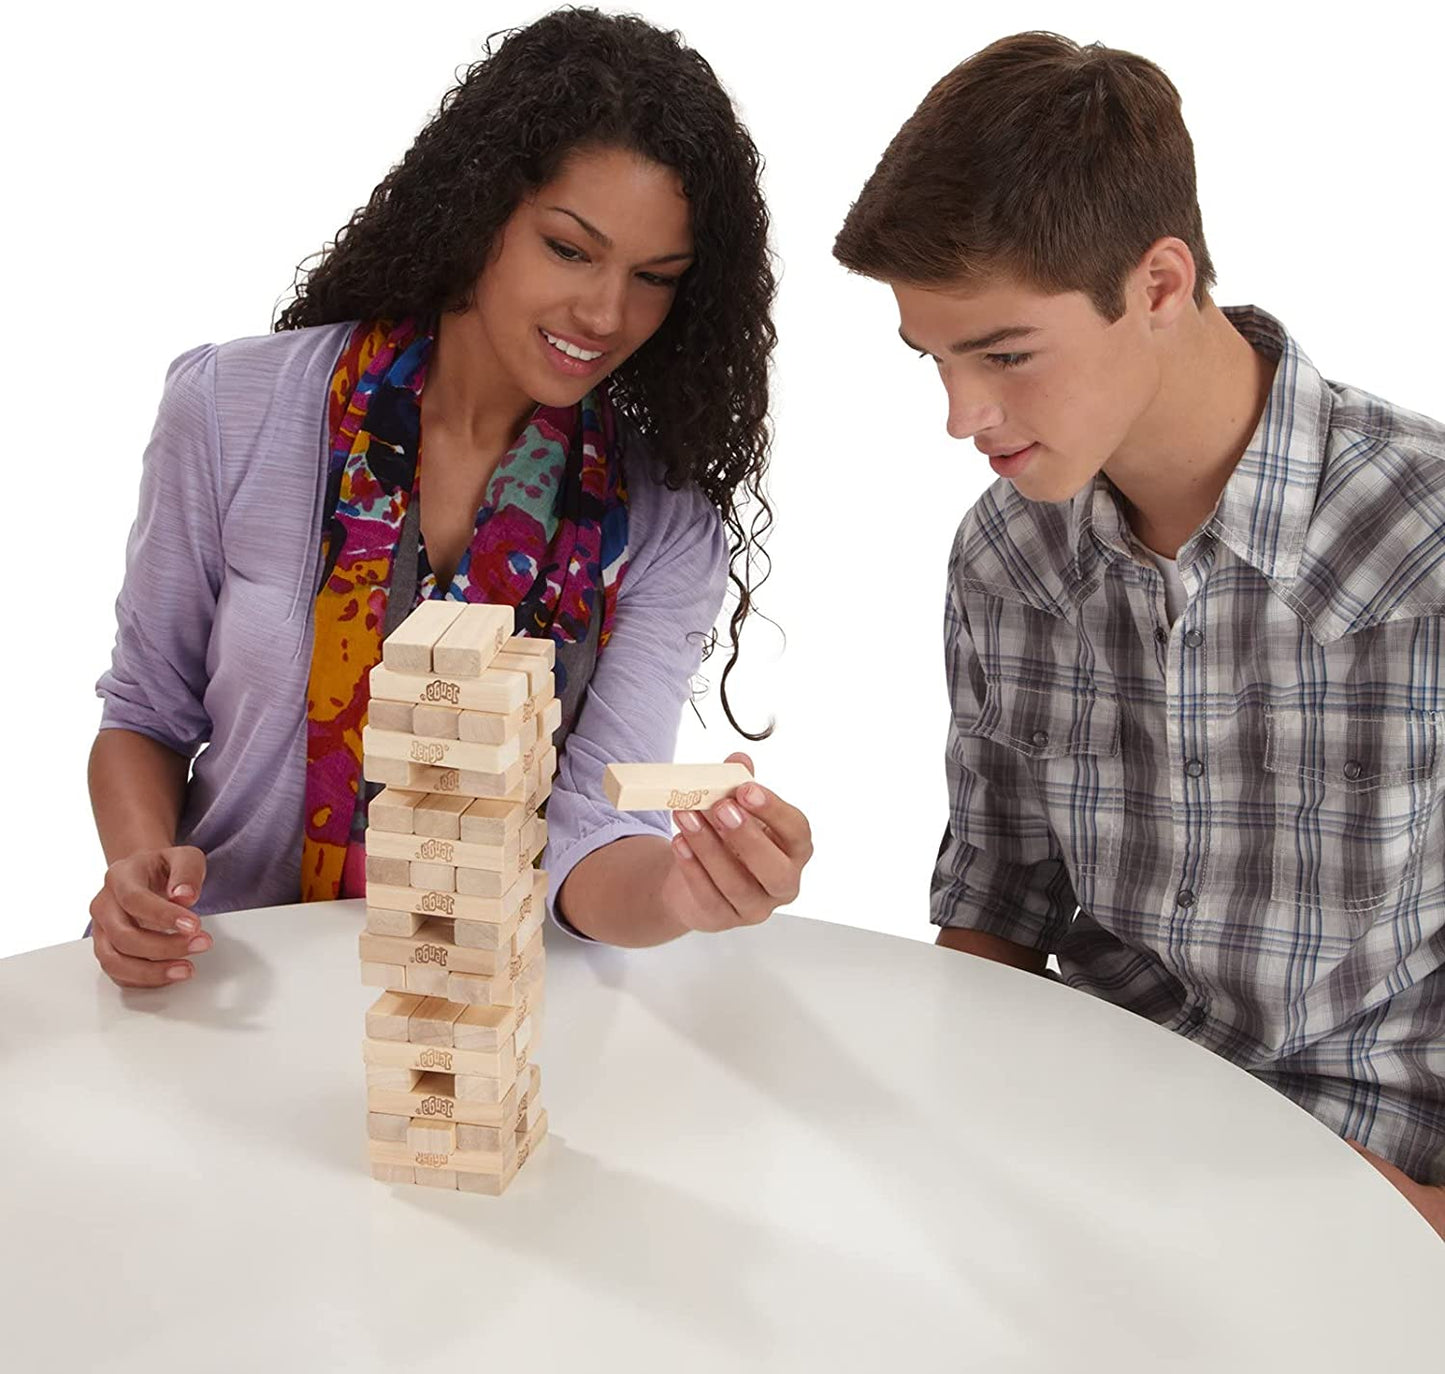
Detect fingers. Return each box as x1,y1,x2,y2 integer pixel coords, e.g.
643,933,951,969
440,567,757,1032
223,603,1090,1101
673,811,772,925
730,778,813,864
164,846,208,910
687,799,801,903
669,832,757,932
91,924,193,989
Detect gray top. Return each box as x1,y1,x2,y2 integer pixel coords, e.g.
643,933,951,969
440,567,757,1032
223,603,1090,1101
96,322,728,931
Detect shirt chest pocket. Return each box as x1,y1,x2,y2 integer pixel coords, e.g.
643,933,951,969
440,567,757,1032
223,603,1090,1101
968,683,1124,878
1264,706,1441,915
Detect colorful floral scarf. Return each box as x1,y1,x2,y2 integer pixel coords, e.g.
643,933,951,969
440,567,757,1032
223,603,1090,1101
300,317,630,901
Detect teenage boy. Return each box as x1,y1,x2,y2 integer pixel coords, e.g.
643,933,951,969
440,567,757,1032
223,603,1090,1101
833,31,1444,1237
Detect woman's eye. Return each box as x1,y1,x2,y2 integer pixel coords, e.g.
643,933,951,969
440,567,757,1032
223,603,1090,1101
638,272,682,289
545,238,585,262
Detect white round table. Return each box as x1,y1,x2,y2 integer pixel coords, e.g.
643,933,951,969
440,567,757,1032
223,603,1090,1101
3,903,1441,1371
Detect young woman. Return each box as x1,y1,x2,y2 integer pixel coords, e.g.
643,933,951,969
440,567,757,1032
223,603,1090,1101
88,8,812,988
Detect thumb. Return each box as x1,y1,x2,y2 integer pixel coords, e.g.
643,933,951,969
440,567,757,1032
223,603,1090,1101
163,846,208,905
725,752,755,777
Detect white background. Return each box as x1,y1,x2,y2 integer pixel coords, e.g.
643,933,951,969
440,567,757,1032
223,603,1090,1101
5,0,1441,957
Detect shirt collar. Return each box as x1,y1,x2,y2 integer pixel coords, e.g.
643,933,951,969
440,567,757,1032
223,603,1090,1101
1070,304,1331,582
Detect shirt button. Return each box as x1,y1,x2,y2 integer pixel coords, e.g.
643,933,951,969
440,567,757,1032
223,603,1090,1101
1154,627,1169,646
1031,730,1050,748
1343,760,1364,781
1176,889,1197,908
1184,758,1204,778
1183,629,1204,649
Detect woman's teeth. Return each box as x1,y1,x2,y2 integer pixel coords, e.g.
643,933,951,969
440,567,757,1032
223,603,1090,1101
542,330,603,362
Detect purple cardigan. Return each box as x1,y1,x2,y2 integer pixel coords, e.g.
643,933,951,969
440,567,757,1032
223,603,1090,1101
96,322,728,927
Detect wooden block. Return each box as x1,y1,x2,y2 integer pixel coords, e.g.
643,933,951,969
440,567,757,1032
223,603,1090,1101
363,726,521,776
366,870,531,924
369,1071,522,1126
370,1162,416,1185
602,762,752,812
367,699,415,733
458,700,532,746
364,906,426,938
367,827,521,875
405,962,451,996
447,931,544,1008
522,816,547,862
365,1036,517,1080
363,756,526,800
369,788,426,835
409,860,455,893
512,886,545,953
490,650,551,696
513,1013,536,1060
412,703,460,739
414,1167,461,1190
368,663,528,714
433,605,515,678
452,1001,524,1051
407,996,464,1046
359,919,523,977
539,696,562,742
527,769,554,814
361,961,408,992
382,600,466,674
407,1117,457,1154
365,854,412,888
459,797,528,847
455,863,513,899
506,636,556,667
412,793,472,840
455,1113,548,1195
365,1065,421,1091
368,1111,411,1143
366,991,423,1041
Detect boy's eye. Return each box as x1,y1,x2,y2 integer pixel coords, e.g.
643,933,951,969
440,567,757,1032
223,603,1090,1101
915,349,937,364
988,352,1031,369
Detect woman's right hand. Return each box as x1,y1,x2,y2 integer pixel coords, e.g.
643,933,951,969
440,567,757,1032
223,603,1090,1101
89,846,211,988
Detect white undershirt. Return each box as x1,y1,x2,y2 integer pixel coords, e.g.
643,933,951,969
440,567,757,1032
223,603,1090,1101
1148,551,1188,626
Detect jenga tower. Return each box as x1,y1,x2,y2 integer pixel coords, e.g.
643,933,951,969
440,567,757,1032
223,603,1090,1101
357,602,559,1194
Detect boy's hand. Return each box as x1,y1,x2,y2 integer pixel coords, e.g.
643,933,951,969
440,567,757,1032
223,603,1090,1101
1347,1139,1445,1241
661,753,812,933
89,847,211,988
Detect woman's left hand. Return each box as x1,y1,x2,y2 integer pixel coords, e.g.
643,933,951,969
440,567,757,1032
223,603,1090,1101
662,752,812,933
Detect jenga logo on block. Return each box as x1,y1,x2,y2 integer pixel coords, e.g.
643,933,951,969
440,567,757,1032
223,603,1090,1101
423,680,461,704
418,1049,453,1071
519,895,533,919
516,1047,528,1070
667,788,706,809
523,700,536,722
410,740,447,765
418,1096,454,1118
518,1140,531,1166
494,629,506,650
420,893,455,916
516,994,530,1020
508,954,524,980
436,771,460,793
419,838,454,863
413,942,448,966
414,1152,451,1169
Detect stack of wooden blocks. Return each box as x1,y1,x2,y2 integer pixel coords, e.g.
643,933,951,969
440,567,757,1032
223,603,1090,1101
358,601,559,1195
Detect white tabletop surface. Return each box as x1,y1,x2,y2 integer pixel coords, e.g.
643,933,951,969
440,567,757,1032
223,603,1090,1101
3,902,1441,1371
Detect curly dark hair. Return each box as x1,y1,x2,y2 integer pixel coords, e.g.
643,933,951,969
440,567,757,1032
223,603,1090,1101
275,6,777,739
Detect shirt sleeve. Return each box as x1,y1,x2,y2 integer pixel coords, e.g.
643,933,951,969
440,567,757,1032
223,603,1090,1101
930,541,1078,951
95,344,224,759
543,461,728,937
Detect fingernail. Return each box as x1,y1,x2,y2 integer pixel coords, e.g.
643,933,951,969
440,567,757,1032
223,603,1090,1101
718,802,743,829
674,837,694,862
676,811,701,833
187,936,210,954
741,785,765,808
171,884,196,901
176,916,199,935
166,964,192,981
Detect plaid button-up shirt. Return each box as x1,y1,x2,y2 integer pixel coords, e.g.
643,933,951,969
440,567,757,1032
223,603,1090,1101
933,304,1445,1184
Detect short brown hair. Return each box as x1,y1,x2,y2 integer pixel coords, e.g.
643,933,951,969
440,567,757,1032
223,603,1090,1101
833,31,1215,322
